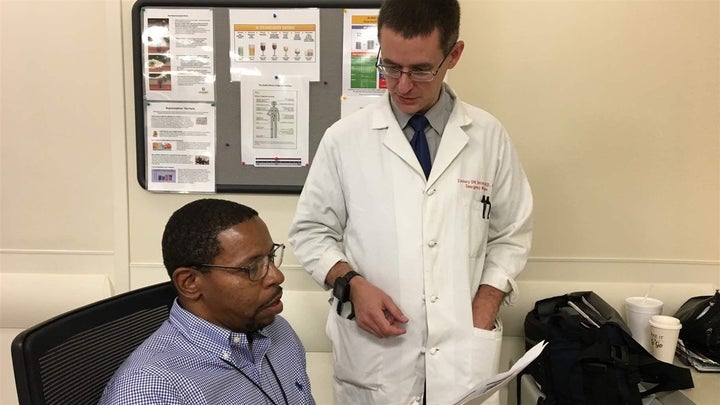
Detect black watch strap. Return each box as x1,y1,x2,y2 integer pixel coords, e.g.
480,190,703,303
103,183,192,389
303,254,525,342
334,270,362,319
342,270,361,285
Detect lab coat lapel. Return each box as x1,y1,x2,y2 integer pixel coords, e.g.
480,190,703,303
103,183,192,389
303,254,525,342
373,94,473,184
374,99,428,179
426,102,471,185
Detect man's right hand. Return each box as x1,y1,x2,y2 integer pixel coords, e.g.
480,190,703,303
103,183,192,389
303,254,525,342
326,262,408,338
349,276,408,338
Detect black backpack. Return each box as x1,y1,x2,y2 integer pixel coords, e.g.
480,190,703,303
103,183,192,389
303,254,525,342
521,291,694,405
674,290,720,363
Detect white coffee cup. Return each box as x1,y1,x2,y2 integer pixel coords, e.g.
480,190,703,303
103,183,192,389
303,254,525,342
649,315,682,363
624,296,663,351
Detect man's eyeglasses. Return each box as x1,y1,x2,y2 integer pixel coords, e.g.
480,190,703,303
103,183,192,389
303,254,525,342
375,45,455,82
193,243,284,281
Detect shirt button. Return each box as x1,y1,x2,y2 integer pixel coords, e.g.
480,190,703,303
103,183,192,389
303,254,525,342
428,240,437,247
430,348,439,355
233,337,241,344
222,352,230,360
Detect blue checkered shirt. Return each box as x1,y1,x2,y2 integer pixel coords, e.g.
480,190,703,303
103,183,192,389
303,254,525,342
99,299,315,405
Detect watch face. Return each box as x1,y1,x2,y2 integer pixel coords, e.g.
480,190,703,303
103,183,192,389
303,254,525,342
333,278,349,302
333,281,343,300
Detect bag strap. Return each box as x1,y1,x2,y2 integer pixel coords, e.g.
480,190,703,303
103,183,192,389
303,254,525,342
621,327,695,396
634,351,695,395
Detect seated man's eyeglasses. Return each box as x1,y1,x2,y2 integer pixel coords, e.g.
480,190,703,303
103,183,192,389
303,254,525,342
192,243,284,281
375,44,455,82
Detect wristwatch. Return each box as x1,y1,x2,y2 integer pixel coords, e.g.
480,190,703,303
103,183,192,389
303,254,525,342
333,270,361,303
333,270,361,317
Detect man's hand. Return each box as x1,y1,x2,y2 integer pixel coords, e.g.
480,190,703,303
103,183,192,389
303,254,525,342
472,284,505,330
350,276,408,338
325,261,408,338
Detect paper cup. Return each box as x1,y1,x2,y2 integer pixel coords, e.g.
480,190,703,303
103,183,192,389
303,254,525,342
649,315,682,363
624,297,663,351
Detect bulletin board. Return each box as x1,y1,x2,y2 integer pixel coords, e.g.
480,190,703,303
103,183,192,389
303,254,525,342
132,0,383,193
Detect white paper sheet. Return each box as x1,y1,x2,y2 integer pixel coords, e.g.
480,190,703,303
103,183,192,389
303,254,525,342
146,102,216,192
142,8,215,101
452,340,548,405
239,75,309,167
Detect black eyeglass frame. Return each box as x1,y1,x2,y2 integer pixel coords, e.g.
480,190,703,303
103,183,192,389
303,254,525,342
375,43,456,82
192,243,285,281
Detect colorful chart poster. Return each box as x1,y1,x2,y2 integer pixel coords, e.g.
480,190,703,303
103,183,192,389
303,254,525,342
341,9,384,117
229,9,320,81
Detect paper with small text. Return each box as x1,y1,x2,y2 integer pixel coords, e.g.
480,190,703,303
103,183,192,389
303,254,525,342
452,340,548,405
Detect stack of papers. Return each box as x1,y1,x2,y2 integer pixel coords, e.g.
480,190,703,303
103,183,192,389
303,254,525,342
676,339,720,372
452,340,548,404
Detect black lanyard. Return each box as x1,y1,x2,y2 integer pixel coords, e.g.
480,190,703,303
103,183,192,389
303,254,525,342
221,354,289,405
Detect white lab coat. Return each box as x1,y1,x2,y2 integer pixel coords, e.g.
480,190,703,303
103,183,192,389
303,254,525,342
289,88,533,405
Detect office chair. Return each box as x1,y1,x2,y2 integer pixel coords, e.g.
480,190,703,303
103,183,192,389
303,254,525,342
11,281,176,405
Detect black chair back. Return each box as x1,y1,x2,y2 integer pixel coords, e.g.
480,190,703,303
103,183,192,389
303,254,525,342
11,281,176,405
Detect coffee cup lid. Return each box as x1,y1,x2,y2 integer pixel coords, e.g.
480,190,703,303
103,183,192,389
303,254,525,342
649,315,682,329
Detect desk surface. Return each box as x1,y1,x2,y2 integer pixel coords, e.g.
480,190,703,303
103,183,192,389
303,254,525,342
673,364,719,405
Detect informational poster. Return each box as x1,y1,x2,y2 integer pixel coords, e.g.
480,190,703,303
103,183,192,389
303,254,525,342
341,9,383,117
229,8,320,81
239,76,310,167
146,102,216,192
142,8,215,101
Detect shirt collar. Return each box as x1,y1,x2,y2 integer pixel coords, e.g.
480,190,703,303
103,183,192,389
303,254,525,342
168,299,269,362
391,83,455,133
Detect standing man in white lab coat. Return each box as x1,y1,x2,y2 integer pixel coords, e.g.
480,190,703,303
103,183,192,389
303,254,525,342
289,0,533,403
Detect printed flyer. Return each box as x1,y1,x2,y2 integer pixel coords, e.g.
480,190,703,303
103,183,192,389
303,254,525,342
142,8,215,101
146,102,216,192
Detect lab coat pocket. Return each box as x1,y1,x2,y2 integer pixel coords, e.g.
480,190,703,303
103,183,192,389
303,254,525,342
471,318,503,380
326,311,382,390
468,196,491,258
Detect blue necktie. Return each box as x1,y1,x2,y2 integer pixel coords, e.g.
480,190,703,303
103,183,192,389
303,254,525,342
408,115,432,179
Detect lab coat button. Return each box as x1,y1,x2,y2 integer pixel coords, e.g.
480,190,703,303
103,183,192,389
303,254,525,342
430,295,438,303
420,347,426,354
428,240,437,247
427,188,436,196
430,348,439,355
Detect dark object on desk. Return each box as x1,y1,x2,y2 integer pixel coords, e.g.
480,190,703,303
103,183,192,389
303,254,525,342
11,282,175,405
674,290,720,364
522,291,694,405
676,338,720,372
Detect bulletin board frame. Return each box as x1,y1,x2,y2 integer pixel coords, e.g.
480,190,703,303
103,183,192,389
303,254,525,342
132,0,383,193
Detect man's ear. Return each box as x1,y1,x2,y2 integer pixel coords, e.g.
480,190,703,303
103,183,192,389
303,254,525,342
172,267,202,301
447,40,464,69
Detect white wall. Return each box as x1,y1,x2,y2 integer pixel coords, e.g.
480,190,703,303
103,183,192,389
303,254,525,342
452,0,719,261
1,0,129,291
1,0,719,403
